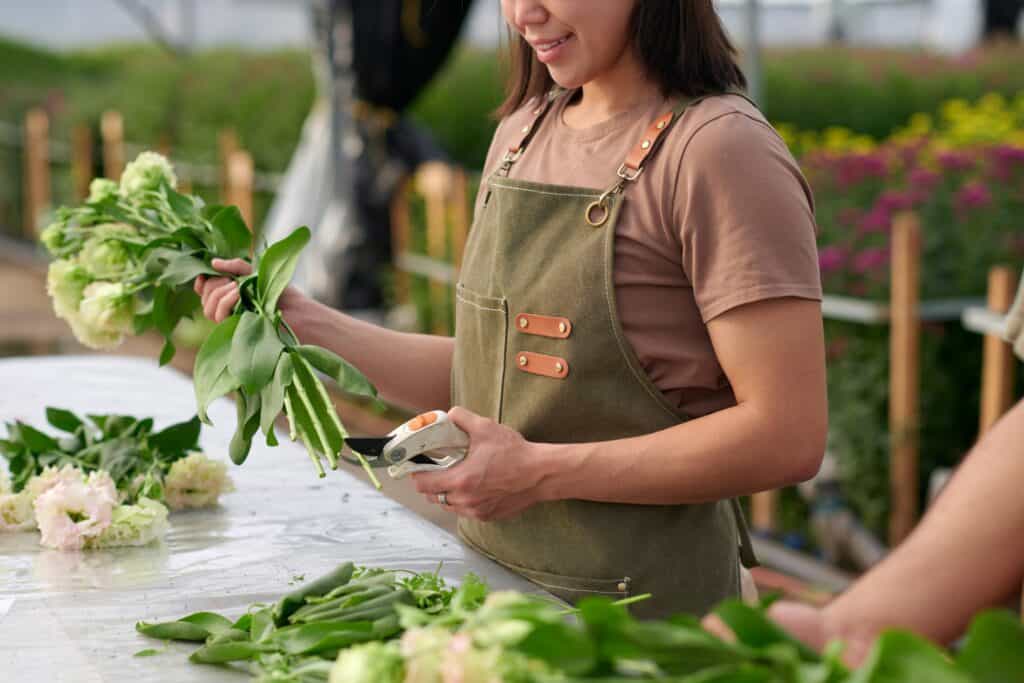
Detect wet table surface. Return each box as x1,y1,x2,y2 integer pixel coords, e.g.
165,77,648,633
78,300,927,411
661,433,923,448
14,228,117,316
0,355,543,682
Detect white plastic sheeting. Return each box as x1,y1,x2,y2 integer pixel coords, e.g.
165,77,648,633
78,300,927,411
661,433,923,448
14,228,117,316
0,355,544,681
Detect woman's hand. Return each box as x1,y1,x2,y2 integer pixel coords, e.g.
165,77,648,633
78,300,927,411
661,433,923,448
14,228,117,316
193,258,306,324
411,407,550,521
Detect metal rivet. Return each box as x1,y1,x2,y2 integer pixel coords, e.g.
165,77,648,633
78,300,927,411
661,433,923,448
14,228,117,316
641,140,651,150
521,125,530,133
656,120,666,129
558,321,567,334
518,356,528,366
518,317,528,329
554,362,564,373
617,582,628,592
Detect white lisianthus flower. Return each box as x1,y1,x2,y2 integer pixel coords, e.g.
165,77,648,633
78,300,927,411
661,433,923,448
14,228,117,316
78,224,138,280
119,151,177,196
164,453,234,510
86,497,168,548
26,464,87,502
1,464,35,531
329,641,404,683
39,222,66,254
74,281,135,349
34,478,116,550
46,259,91,321
87,178,119,204
400,627,453,683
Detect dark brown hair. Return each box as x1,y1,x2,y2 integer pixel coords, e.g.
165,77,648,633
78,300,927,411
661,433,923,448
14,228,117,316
497,0,747,117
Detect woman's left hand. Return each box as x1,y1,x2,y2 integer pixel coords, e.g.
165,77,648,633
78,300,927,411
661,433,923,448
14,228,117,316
411,407,548,521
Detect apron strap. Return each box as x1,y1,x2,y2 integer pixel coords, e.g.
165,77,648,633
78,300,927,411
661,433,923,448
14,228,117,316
499,89,562,176
730,498,759,568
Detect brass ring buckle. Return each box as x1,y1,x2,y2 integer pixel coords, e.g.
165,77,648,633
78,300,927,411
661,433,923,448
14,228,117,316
585,200,609,227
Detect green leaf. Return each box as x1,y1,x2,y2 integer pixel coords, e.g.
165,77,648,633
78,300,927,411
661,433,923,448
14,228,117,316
189,641,269,664
209,206,253,259
257,226,310,315
270,621,375,655
294,345,377,399
847,630,970,683
194,314,242,424
260,353,294,438
713,599,820,662
45,407,83,434
15,422,58,452
229,311,285,394
157,252,220,287
955,610,1024,683
179,611,237,636
135,620,211,642
149,416,201,456
158,339,176,366
250,607,275,642
228,391,261,465
165,186,201,220
132,649,162,657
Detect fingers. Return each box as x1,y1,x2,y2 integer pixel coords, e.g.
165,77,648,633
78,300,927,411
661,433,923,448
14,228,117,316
202,279,240,322
411,470,457,496
447,406,490,434
194,274,206,295
700,614,736,642
211,258,252,276
213,286,241,323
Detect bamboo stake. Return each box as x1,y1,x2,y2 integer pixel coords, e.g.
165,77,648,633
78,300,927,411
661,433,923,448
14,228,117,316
23,108,50,237
389,177,412,306
225,149,255,231
888,213,921,546
751,491,779,533
418,162,452,335
978,266,1018,433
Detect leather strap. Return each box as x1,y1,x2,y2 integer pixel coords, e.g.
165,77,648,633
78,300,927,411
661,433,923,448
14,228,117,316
508,91,560,156
515,351,569,379
514,313,572,339
622,110,675,173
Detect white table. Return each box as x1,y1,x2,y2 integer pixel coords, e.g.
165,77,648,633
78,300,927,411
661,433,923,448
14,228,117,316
0,356,542,682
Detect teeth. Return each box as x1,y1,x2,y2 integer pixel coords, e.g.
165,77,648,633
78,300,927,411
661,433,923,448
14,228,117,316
539,36,567,51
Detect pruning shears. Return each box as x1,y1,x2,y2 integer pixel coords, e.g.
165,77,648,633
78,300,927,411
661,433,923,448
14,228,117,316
342,410,469,479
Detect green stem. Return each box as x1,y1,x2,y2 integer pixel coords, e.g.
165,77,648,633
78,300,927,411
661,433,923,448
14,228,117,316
291,372,336,469
284,390,324,477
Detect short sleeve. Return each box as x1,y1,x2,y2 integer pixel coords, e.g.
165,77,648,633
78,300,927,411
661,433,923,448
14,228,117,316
674,112,822,322
1005,269,1024,360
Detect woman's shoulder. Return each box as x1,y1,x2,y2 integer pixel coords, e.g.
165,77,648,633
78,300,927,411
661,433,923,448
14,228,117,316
481,95,553,175
662,93,789,166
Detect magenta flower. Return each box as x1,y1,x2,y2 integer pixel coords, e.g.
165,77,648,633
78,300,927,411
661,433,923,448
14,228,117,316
859,207,891,234
936,150,975,172
819,245,848,274
955,181,993,210
908,167,940,189
876,190,915,212
852,247,889,273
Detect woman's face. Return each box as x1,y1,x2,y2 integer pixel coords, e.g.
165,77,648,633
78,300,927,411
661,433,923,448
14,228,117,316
501,0,639,89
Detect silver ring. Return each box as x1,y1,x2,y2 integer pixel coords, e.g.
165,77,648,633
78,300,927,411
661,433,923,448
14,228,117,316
437,492,448,506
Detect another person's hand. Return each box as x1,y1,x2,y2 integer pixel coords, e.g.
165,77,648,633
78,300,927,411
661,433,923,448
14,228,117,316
193,258,305,324
702,601,872,668
411,407,549,521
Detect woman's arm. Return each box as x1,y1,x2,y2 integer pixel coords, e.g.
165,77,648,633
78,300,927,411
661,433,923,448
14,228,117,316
412,296,827,517
195,259,454,412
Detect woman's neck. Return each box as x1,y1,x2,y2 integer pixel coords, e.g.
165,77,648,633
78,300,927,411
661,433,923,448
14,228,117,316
562,52,661,129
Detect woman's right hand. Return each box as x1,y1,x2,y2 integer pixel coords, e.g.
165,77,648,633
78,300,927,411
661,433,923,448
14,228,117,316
193,258,306,324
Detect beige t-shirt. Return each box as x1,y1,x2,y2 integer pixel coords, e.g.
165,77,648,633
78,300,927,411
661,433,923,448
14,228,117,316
1005,272,1024,361
473,92,822,417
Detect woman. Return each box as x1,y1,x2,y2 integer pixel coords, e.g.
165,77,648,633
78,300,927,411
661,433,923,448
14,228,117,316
196,0,827,618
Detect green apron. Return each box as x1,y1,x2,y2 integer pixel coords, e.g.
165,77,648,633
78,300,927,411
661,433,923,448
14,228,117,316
452,91,757,618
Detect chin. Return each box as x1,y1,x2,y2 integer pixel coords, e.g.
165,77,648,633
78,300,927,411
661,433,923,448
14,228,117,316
546,68,585,90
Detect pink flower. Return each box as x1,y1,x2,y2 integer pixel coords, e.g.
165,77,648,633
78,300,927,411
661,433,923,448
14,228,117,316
908,167,940,189
936,150,975,173
955,181,992,210
859,207,891,234
818,246,848,274
876,190,915,212
852,247,889,273
34,478,116,550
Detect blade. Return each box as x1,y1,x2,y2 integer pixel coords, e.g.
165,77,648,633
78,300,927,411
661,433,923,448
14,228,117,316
343,437,391,456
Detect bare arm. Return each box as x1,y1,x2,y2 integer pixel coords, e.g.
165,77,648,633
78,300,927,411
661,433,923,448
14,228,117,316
194,259,453,412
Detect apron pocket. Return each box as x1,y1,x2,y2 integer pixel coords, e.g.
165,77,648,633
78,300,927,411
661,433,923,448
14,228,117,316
452,283,508,421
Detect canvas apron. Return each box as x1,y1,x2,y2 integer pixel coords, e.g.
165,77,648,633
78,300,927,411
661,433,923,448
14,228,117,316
452,92,757,618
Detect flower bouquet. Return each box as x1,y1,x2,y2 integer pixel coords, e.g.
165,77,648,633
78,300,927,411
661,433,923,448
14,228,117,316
40,152,380,484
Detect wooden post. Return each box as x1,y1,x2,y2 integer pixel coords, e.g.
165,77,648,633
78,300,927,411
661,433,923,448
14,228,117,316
751,491,779,533
100,110,125,181
888,213,921,546
418,162,451,336
979,266,1018,433
23,108,50,237
450,168,470,271
225,149,254,230
219,128,239,204
389,178,412,306
71,124,93,201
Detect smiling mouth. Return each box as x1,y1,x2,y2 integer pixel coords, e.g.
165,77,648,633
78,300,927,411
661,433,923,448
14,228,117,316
534,34,571,52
